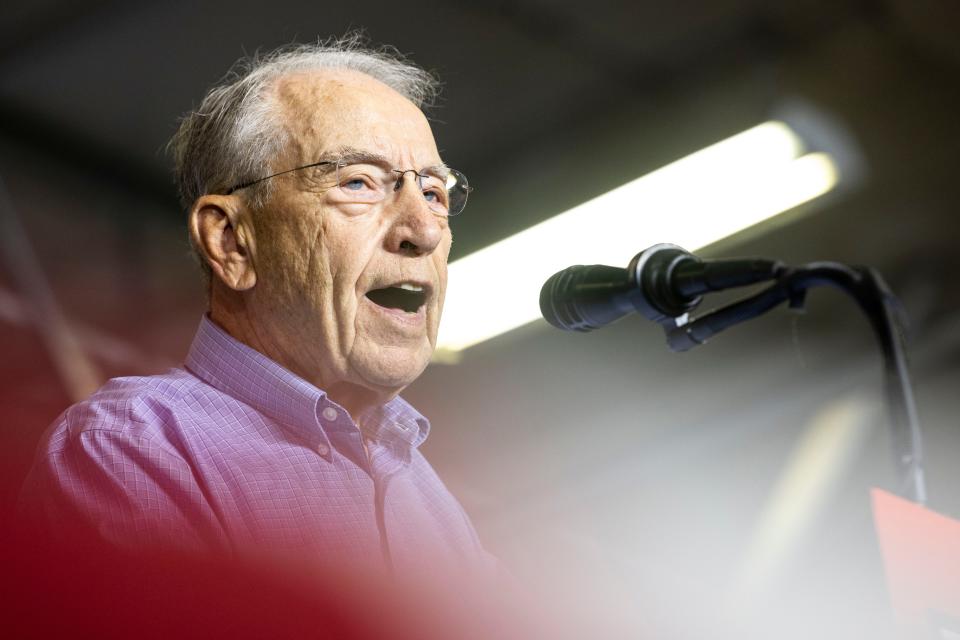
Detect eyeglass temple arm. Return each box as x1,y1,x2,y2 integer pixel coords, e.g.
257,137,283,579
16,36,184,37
225,161,337,195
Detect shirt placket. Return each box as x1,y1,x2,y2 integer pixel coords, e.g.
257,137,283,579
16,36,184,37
365,435,406,573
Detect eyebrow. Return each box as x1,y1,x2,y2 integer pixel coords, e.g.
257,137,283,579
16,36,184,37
327,146,450,177
328,146,390,166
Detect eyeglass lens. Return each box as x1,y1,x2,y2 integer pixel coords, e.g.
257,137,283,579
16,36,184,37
331,163,469,216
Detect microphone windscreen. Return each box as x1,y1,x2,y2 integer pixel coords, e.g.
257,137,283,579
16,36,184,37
540,264,634,332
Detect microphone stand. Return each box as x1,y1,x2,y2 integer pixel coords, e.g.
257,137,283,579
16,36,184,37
661,262,927,504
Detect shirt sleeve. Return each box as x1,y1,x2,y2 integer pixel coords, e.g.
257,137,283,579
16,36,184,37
20,426,228,553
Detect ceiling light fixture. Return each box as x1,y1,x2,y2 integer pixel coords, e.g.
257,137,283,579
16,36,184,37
435,121,840,357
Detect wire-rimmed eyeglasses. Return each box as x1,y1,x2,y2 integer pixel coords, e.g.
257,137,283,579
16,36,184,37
225,160,470,217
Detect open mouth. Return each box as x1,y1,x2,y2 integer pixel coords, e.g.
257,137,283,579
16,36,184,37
365,282,429,314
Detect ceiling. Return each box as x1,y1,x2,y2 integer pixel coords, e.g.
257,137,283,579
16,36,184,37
0,6,926,204
1,1,957,253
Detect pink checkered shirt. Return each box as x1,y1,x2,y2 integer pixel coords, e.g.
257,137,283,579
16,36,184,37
21,316,491,576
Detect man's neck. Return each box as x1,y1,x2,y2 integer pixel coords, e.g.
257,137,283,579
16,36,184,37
208,300,393,420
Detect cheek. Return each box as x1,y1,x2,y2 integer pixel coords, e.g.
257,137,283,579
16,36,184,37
439,231,452,261
292,216,331,294
257,228,312,297
434,234,452,290
322,217,385,302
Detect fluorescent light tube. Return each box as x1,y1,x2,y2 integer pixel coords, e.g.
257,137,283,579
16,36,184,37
435,122,839,356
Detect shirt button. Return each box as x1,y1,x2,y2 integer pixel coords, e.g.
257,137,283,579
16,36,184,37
321,407,338,422
317,443,330,456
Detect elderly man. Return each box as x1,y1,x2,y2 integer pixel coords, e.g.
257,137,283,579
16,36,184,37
21,40,488,578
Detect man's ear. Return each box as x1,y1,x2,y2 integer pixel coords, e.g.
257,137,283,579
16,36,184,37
188,195,257,291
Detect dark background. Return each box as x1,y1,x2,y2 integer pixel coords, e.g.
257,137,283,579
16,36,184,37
2,1,959,636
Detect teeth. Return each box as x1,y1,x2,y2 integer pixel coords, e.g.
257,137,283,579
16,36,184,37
397,283,424,292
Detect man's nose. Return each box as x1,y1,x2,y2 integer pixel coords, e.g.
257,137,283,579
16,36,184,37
384,173,445,256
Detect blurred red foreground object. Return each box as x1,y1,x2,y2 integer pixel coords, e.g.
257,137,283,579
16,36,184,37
0,518,543,640
872,488,960,634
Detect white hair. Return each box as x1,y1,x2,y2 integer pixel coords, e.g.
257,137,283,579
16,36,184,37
168,35,440,279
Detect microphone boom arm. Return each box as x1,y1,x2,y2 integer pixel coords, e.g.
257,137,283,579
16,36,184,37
660,261,927,505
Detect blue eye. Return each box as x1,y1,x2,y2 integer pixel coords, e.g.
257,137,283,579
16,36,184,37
344,178,366,191
420,175,448,206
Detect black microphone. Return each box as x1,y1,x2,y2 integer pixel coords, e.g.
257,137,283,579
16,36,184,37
539,244,784,332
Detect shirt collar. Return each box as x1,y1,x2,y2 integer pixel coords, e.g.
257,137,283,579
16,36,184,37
357,396,431,448
183,315,430,450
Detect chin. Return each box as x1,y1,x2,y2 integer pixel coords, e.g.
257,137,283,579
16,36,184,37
352,346,432,392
